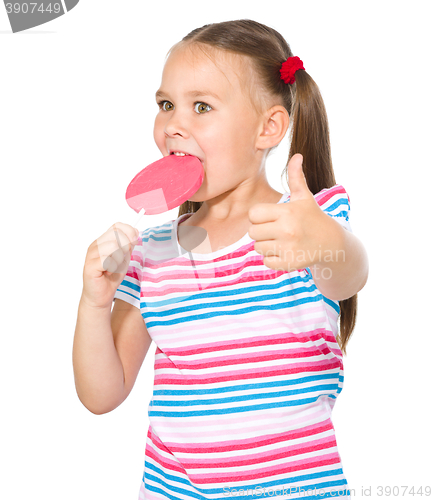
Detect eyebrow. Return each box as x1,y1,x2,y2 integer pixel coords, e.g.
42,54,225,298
155,89,221,101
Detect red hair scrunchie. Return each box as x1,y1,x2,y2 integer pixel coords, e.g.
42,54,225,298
280,56,305,85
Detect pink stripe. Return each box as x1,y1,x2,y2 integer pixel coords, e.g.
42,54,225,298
152,313,332,349
150,409,327,435
149,420,334,453
141,263,307,293
179,436,337,467
145,445,342,486
145,447,185,475
151,413,331,444
145,241,255,268
315,185,347,205
153,328,339,359
146,439,343,485
154,359,341,385
188,453,342,483
154,345,332,370
158,328,336,356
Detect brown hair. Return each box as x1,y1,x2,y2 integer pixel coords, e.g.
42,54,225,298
171,19,357,355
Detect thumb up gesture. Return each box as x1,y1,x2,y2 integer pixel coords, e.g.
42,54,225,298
248,154,336,272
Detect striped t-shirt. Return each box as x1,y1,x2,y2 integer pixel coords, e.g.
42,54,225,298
114,185,353,500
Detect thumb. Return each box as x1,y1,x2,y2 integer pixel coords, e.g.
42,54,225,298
287,154,310,201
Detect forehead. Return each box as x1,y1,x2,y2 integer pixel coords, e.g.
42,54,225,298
160,43,248,99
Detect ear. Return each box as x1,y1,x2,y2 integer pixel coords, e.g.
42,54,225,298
255,105,290,151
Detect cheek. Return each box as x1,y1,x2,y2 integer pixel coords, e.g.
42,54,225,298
221,111,256,150
153,115,165,148
198,117,240,156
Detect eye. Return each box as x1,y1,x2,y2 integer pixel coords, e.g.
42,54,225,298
194,102,212,114
157,100,174,111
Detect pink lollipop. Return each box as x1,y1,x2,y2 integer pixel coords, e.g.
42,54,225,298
126,154,204,226
104,154,205,272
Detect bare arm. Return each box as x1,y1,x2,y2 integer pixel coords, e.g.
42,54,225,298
72,297,152,415
310,219,369,301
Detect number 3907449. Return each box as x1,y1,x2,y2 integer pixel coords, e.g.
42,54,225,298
5,3,61,14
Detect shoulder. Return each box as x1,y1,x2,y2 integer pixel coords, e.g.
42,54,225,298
314,184,352,232
284,184,350,212
139,219,176,243
314,184,350,207
314,184,350,216
136,218,183,260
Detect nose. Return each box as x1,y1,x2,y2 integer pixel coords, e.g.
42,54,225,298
164,110,189,139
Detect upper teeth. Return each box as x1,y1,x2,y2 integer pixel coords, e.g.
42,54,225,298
172,152,188,156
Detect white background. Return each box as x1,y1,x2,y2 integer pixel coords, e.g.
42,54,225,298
1,1,432,498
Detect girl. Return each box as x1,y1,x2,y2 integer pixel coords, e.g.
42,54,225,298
73,19,368,500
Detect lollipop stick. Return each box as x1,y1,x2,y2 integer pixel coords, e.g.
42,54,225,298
133,207,146,229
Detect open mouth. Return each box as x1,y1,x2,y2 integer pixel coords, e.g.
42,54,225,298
170,151,204,165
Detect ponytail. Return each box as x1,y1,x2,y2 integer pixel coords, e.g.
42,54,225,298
284,70,357,355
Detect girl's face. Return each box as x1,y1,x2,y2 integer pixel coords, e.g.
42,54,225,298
153,44,267,205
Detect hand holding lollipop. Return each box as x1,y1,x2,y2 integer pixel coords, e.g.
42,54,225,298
81,154,205,309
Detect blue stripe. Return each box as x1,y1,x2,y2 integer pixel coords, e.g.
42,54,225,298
153,373,339,396
145,472,204,500
323,295,340,313
142,225,174,242
144,279,315,316
144,461,349,499
145,293,324,329
118,277,140,293
115,287,139,303
144,269,312,309
149,395,324,417
151,384,339,408
323,197,349,218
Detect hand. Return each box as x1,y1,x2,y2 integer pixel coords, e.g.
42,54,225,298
248,154,337,272
81,223,141,309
